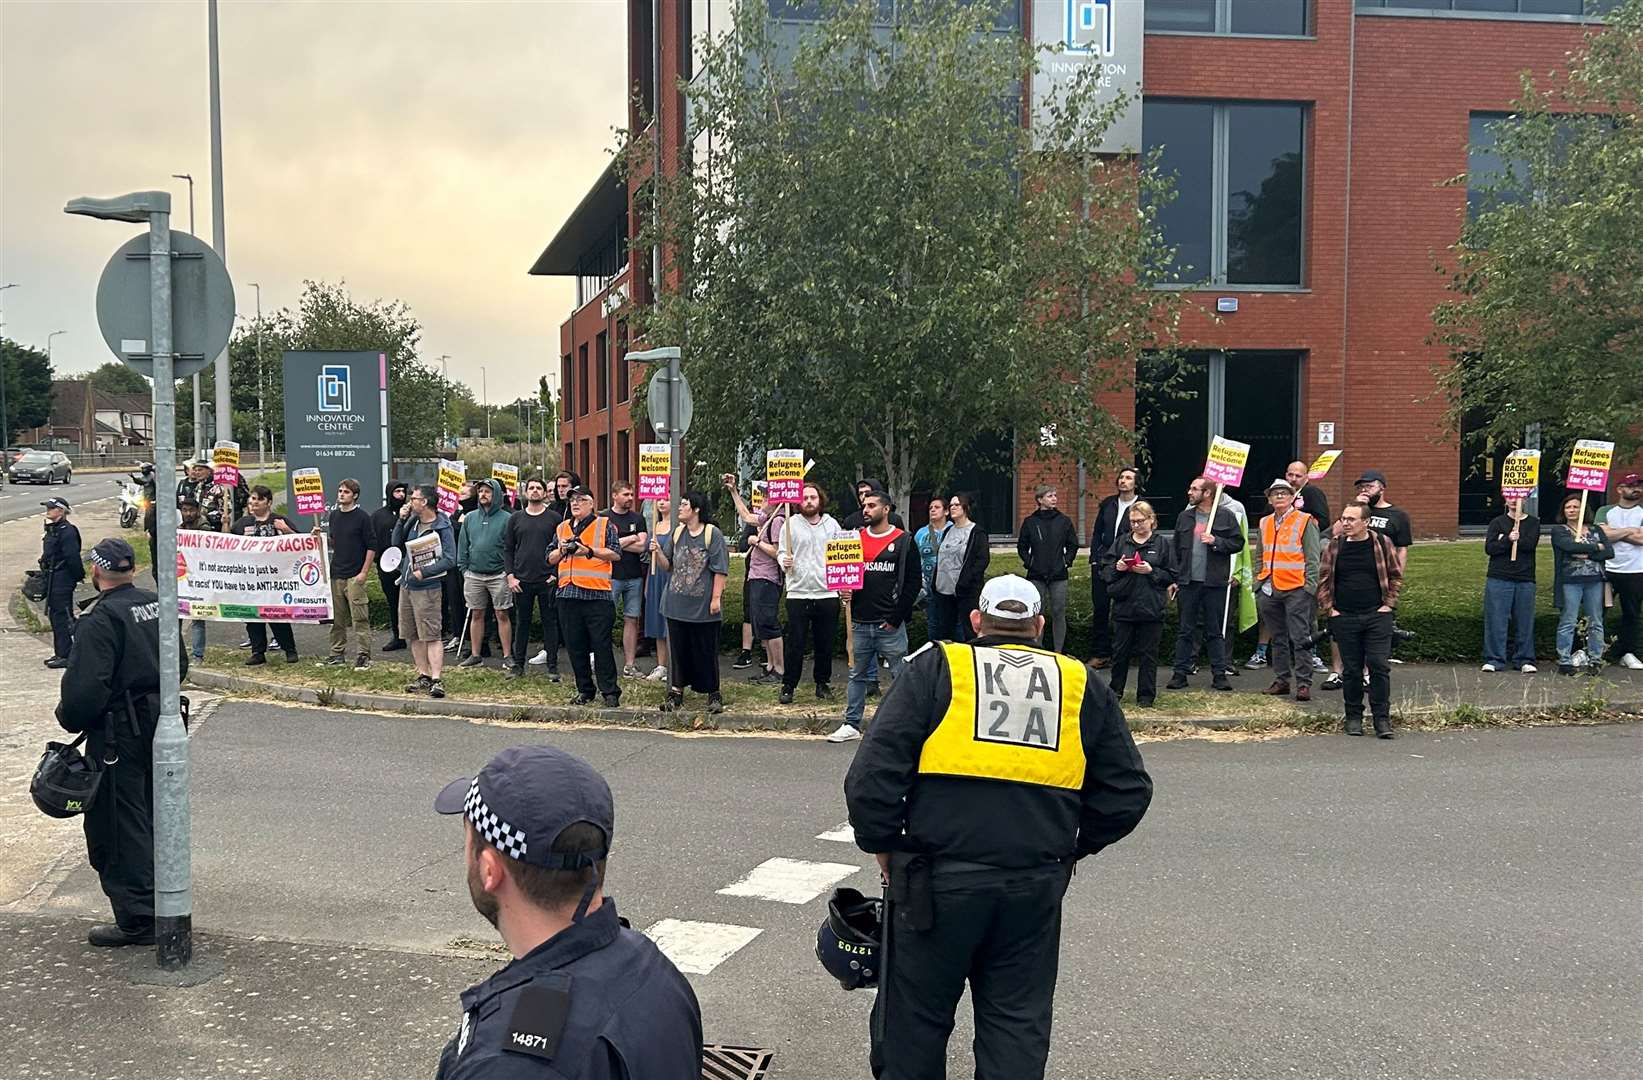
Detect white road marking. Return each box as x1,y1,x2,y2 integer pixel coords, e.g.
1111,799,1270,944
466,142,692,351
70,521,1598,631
717,857,860,904
642,918,762,975
816,822,855,843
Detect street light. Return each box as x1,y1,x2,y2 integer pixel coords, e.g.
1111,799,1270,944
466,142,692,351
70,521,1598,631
47,329,67,364
482,365,490,439
248,282,263,465
438,354,450,448
63,189,191,971
172,173,201,457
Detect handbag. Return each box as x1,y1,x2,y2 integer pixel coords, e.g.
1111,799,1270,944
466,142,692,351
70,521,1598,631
22,569,47,603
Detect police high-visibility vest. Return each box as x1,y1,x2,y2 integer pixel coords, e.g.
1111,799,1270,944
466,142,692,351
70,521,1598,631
917,642,1089,790
1258,510,1309,592
557,517,613,592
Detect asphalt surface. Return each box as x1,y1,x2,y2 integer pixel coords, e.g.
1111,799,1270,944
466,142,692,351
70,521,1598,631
20,703,1641,1079
0,474,122,524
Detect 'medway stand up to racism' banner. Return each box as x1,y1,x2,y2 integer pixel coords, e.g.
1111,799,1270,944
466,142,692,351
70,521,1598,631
283,350,392,516
176,531,333,622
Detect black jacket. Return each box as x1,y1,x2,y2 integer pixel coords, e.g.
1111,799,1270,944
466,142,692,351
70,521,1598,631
1484,513,1540,583
41,519,85,582
57,582,185,760
503,504,564,584
371,480,409,576
1169,505,1244,588
1089,493,1138,565
844,635,1152,868
1017,508,1079,583
1105,531,1176,623
840,477,906,531
937,524,991,601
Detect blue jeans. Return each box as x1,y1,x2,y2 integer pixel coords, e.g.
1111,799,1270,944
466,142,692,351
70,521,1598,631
1483,578,1536,668
845,622,908,728
190,618,207,660
1556,580,1604,664
926,592,957,642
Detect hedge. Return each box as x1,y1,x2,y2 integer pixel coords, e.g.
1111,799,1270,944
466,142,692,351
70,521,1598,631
361,540,1572,664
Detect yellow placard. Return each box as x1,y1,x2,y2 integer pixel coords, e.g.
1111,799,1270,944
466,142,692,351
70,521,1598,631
638,445,671,475
211,441,240,468
291,469,324,496
436,460,466,494
491,462,519,494
826,536,864,564
1204,435,1252,487
1500,450,1540,498
1568,439,1615,492
1307,450,1342,480
766,449,805,481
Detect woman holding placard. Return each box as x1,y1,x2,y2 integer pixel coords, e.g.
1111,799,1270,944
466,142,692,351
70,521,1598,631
1551,492,1615,675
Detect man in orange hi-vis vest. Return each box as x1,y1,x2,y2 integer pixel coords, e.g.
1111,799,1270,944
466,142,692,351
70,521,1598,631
1252,478,1322,701
548,486,622,708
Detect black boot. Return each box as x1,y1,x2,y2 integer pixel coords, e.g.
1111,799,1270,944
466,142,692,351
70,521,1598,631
1344,716,1364,737
1373,717,1394,739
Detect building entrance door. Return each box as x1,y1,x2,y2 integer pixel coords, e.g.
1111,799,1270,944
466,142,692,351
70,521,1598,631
1137,350,1301,524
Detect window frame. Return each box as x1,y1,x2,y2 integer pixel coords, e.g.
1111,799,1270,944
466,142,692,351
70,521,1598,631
1355,0,1616,23
1146,98,1310,291
1146,0,1314,39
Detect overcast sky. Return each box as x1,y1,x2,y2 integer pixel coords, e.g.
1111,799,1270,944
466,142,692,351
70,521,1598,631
0,0,628,403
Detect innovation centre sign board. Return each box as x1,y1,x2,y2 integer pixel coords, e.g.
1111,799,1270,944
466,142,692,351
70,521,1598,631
1031,0,1144,154
282,351,392,515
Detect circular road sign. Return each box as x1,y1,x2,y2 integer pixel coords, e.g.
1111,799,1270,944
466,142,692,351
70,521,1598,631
94,229,235,380
646,367,694,438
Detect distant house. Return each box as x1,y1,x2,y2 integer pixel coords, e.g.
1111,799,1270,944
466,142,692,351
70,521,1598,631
19,381,154,455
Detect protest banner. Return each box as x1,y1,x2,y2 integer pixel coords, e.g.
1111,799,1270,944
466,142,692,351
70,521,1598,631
825,535,865,591
1501,449,1541,560
491,462,519,499
750,481,768,514
1203,436,1252,488
212,440,241,488
1307,450,1343,481
638,443,671,501
405,530,444,577
1566,439,1615,535
292,468,327,517
766,448,804,504
176,529,333,622
436,459,466,515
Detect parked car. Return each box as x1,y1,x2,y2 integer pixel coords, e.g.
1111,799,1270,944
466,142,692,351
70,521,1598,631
7,450,72,484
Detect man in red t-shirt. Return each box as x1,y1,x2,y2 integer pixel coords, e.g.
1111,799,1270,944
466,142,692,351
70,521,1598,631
830,491,922,743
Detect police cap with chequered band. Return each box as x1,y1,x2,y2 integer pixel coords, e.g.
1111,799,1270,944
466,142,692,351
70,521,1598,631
434,745,614,871
89,537,136,572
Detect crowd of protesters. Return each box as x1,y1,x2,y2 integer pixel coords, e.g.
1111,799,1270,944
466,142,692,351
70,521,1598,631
122,451,1643,742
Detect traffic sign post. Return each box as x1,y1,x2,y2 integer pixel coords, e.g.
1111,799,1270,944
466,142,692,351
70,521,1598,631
66,190,206,973
632,346,689,532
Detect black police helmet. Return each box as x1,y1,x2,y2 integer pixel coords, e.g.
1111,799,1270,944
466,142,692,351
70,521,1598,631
816,886,883,991
30,738,107,819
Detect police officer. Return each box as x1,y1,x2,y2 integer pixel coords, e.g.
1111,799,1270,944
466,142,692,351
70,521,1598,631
56,538,184,947
844,574,1153,1079
432,745,702,1079
39,495,83,668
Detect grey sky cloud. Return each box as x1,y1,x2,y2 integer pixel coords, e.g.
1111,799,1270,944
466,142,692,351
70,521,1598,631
1,0,628,405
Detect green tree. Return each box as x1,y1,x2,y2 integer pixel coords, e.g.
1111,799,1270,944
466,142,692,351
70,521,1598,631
2,338,54,439
619,0,1180,510
188,280,465,456
86,360,149,395
1433,0,1643,464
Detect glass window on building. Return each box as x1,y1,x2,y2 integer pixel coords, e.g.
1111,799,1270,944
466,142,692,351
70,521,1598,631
1148,0,1309,35
1357,1,1616,16
1467,112,1529,221
1144,100,1307,287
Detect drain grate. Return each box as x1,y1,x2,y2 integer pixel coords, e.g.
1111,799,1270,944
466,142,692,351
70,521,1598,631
703,1044,775,1080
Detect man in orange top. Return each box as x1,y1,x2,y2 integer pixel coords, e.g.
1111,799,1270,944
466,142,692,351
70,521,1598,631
1251,479,1322,701
549,486,622,708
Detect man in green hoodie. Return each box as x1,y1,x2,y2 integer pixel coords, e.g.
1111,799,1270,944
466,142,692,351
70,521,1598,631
457,477,514,670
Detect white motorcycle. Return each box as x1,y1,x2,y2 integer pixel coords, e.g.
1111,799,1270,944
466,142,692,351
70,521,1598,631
117,474,148,530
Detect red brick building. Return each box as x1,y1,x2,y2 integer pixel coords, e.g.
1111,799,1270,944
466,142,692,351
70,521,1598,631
532,0,1619,535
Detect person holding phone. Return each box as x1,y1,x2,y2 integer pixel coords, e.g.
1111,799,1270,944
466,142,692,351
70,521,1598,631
1104,502,1175,706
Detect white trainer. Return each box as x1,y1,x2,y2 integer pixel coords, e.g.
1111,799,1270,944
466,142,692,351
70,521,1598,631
1480,663,1499,673
1572,649,1588,668
1520,663,1538,674
644,666,668,682
527,649,549,666
1621,653,1643,670
825,723,862,743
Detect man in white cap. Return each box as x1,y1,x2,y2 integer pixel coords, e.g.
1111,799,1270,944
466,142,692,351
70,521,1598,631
844,573,1152,1079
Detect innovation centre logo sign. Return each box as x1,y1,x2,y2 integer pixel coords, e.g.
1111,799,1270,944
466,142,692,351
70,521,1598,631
1066,0,1115,57
317,364,352,413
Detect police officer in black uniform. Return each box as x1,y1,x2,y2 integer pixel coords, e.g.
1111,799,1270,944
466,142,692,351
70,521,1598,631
845,574,1153,1079
39,495,83,667
432,745,702,1079
56,538,184,947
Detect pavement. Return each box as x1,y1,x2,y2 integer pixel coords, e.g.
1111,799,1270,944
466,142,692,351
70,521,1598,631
3,697,1639,1079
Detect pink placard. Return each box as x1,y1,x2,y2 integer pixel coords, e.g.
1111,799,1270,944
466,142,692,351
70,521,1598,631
214,465,240,488
766,478,802,503
1203,460,1244,487
825,563,864,590
437,488,460,515
638,474,669,500
295,490,327,516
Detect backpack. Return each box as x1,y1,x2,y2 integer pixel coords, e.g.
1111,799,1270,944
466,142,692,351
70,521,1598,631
671,523,718,549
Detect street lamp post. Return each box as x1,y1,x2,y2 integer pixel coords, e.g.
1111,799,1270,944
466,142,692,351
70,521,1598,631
172,173,200,458
207,0,232,446
64,190,192,970
439,354,450,449
47,329,67,365
248,282,263,465
482,366,490,439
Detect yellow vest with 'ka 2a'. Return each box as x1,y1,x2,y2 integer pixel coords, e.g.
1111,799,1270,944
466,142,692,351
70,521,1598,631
917,642,1089,790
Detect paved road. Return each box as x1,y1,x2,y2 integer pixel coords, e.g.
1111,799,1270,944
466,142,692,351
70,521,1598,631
20,703,1639,1079
0,474,123,524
